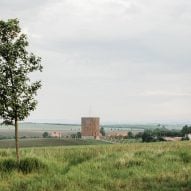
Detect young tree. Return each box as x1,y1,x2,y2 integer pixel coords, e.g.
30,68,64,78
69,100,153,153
100,127,106,136
128,131,134,139
76,132,81,138
0,19,42,161
42,132,49,138
181,125,191,136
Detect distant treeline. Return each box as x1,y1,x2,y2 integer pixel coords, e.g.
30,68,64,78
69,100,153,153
141,125,191,142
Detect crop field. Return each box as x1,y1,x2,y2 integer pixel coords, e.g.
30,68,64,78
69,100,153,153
0,123,81,138
0,122,185,138
0,141,191,191
0,138,110,148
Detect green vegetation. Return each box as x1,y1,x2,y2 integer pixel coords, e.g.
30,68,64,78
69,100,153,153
42,132,49,138
181,125,191,136
100,126,106,136
0,141,190,191
141,126,191,142
127,131,134,138
0,19,42,161
0,157,46,174
71,132,82,139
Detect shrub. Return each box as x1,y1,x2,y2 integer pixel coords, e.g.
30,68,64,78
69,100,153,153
128,132,134,139
100,127,106,136
0,158,17,172
43,132,49,138
19,158,47,174
71,132,81,139
0,158,47,174
76,132,81,138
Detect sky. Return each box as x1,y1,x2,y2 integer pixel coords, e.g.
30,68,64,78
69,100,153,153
0,0,191,124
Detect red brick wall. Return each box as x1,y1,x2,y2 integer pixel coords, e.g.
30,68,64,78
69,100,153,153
81,117,100,138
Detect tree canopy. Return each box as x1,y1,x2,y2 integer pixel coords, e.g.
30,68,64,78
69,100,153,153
0,19,42,124
0,18,42,160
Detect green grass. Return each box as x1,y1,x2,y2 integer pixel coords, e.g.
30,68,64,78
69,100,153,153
0,141,191,191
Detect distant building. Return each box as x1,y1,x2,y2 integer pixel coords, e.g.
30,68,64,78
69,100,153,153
81,117,100,139
188,134,191,140
107,131,128,138
162,137,182,141
50,131,61,138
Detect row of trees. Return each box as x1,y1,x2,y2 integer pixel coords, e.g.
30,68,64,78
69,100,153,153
142,125,191,142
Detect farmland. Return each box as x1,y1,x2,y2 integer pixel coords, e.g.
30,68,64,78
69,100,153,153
0,122,185,139
0,123,81,138
0,138,111,148
0,141,191,191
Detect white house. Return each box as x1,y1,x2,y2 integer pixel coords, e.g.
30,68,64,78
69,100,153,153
188,134,191,140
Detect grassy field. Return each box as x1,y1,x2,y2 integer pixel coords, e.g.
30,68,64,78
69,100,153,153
0,138,110,148
0,141,191,191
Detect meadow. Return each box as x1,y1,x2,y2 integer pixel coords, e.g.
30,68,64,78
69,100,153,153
0,141,190,191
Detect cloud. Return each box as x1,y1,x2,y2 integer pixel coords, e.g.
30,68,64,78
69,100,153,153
0,0,191,123
141,91,191,97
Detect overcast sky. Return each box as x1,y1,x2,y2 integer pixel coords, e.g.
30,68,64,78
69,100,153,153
1,0,191,124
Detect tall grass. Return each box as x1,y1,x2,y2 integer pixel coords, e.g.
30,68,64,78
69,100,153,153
0,141,190,190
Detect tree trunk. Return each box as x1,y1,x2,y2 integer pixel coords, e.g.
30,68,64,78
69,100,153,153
15,117,19,162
